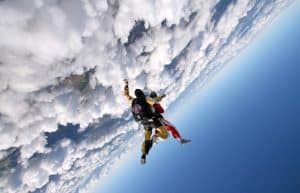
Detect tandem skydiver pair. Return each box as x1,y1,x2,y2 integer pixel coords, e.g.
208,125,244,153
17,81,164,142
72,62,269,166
123,79,191,164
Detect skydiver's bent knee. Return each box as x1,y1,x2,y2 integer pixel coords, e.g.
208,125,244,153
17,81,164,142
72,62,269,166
155,126,169,139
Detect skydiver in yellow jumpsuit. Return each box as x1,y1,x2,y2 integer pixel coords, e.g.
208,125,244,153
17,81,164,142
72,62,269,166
123,79,168,164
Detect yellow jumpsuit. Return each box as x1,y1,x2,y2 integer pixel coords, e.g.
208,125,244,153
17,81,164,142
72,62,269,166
124,83,168,155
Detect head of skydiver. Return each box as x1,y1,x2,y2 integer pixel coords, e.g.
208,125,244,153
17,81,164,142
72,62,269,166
149,91,158,98
135,89,145,98
149,91,165,114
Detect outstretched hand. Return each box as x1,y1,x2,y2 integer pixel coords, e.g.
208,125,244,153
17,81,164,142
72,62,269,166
161,94,166,98
123,79,128,85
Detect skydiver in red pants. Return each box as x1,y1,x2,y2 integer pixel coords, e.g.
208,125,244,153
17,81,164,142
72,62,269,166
149,91,191,144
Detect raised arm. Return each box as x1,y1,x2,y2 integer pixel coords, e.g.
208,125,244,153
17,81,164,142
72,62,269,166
146,92,166,105
153,94,166,103
123,79,134,103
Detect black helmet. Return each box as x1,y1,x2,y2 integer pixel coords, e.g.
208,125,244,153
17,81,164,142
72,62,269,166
150,91,157,98
135,89,145,97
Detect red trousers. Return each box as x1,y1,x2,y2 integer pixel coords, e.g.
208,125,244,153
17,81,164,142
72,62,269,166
160,118,181,139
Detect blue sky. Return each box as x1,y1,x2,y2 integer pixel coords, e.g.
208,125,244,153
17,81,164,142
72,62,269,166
94,2,300,193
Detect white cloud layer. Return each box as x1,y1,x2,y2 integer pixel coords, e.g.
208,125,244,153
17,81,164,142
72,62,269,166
0,0,293,192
